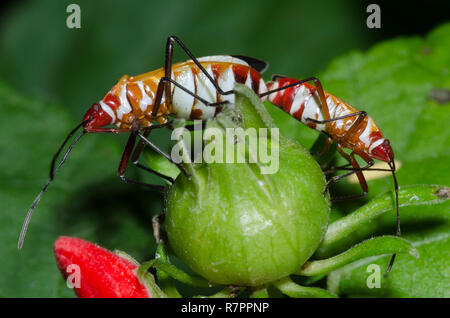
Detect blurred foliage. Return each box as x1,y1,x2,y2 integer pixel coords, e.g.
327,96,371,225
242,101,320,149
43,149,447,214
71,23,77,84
328,232,449,297
0,0,448,297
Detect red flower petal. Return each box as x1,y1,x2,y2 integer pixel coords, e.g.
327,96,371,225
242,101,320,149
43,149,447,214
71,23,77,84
54,236,149,298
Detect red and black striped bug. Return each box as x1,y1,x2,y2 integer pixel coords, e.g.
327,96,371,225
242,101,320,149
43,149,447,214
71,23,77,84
19,36,400,272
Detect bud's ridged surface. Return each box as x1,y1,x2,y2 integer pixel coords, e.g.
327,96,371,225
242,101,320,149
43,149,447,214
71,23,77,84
166,85,330,286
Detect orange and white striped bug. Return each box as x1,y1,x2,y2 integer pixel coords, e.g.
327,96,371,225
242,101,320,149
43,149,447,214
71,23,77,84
18,36,270,248
19,36,400,271
262,76,400,272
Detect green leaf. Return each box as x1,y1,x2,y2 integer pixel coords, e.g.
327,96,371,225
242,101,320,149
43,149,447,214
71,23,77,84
327,233,450,297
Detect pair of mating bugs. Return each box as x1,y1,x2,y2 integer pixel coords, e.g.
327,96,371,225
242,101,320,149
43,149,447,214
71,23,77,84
19,36,400,272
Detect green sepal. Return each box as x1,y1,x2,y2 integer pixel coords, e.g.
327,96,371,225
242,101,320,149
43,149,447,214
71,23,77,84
272,276,336,298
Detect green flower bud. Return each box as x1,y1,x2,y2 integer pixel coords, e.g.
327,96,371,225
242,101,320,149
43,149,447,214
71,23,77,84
165,84,330,286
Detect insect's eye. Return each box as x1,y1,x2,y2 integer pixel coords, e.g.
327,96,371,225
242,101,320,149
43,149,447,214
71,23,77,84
383,139,390,146
93,104,99,112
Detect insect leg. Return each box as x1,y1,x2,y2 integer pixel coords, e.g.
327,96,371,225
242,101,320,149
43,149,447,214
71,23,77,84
305,111,366,126
130,122,175,183
324,147,374,202
323,161,396,175
117,132,166,191
165,36,234,95
323,163,352,175
84,124,175,185
83,127,131,133
118,125,176,188
152,76,227,117
307,110,368,159
153,36,241,117
260,76,331,120
329,147,400,273
328,166,393,172
129,121,205,180
135,128,190,178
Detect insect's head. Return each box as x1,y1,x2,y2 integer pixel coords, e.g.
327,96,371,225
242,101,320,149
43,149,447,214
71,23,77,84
82,103,113,129
370,139,394,163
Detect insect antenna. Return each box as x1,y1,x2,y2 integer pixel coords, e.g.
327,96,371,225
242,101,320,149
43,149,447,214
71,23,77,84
386,158,400,273
18,126,86,249
50,120,87,180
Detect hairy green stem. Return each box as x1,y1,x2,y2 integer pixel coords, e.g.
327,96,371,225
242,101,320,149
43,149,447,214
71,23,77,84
138,258,214,288
272,276,336,298
318,185,449,256
154,242,182,298
298,236,418,276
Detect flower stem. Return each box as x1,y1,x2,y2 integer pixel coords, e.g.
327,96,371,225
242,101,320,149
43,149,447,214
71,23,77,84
297,236,418,276
154,242,182,298
272,276,336,298
318,185,449,257
138,258,214,288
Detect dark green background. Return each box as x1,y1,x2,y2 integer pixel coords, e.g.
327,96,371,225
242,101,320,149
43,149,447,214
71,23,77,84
0,0,448,297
